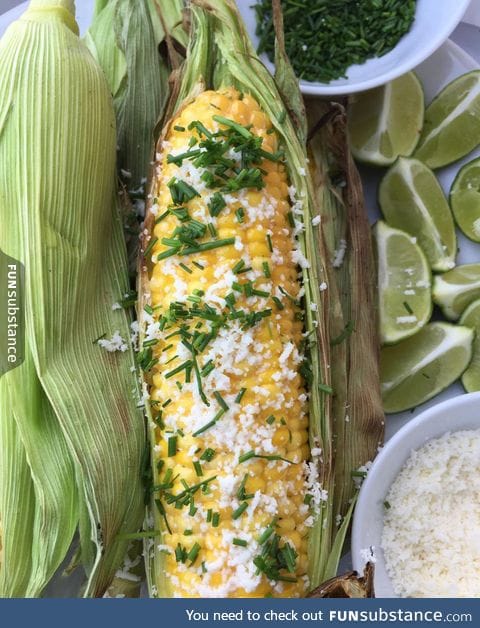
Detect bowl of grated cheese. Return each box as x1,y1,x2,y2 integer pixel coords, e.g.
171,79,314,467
352,392,480,598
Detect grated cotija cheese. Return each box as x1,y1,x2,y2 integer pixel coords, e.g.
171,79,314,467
381,429,480,598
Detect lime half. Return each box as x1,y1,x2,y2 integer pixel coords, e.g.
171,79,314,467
379,157,456,272
433,264,480,320
381,323,474,414
375,221,431,345
450,157,480,242
413,70,480,169
348,72,424,166
459,299,480,392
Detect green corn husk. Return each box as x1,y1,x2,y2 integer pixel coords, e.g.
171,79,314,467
307,101,384,532
86,0,187,598
139,0,347,597
86,0,187,194
0,0,145,597
86,0,187,272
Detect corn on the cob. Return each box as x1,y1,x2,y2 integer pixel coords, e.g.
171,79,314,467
0,0,145,597
141,0,350,598
142,88,312,597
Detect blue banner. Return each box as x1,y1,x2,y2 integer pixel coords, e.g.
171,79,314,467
0,599,477,628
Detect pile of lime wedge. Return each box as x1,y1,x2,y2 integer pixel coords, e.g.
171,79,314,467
349,70,480,413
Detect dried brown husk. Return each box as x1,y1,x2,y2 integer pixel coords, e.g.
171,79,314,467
307,563,375,598
307,100,384,529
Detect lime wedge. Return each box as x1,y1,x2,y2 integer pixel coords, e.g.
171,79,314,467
381,323,474,414
348,72,424,166
374,221,431,345
459,299,480,392
450,157,480,242
413,70,480,169
378,157,456,272
433,264,480,320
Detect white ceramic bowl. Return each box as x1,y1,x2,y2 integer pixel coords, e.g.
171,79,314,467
351,392,480,597
238,0,473,95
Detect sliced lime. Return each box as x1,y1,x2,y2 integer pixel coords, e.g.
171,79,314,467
450,157,480,242
413,70,480,169
433,264,480,320
374,221,431,345
459,299,480,392
348,72,424,166
381,323,474,414
378,157,456,272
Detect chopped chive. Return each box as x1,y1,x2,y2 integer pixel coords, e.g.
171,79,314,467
192,419,217,437
187,542,201,564
192,261,205,270
179,262,193,274
180,238,235,256
236,208,245,223
201,360,215,377
212,512,220,527
155,210,170,224
403,301,413,314
252,288,270,298
235,388,247,404
233,538,248,547
266,234,273,252
193,461,203,477
266,415,276,425
214,391,229,411
144,304,154,315
165,360,192,379
143,339,159,350
208,192,226,217
167,436,177,457
272,296,284,310
258,522,275,545
262,262,271,278
239,450,255,464
162,398,172,408
174,125,185,132
212,115,253,140
232,259,245,274
143,236,158,258
232,502,248,520
184,529,193,536
384,500,391,510
207,223,217,238
200,448,216,462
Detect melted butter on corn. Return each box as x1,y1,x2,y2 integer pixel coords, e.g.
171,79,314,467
144,88,320,598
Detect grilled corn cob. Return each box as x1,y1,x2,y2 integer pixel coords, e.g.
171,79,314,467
143,88,313,597
140,0,344,598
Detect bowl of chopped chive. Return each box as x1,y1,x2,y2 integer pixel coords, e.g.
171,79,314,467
240,0,472,96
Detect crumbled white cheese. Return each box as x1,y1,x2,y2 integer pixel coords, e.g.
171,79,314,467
382,430,480,597
332,239,347,268
98,331,128,353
